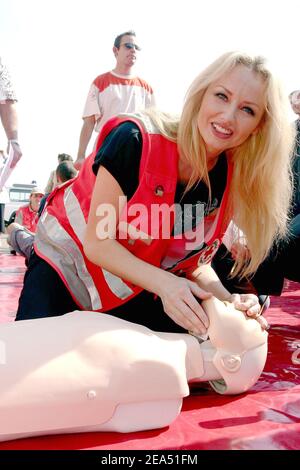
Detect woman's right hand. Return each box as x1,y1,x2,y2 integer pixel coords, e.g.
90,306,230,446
157,273,212,334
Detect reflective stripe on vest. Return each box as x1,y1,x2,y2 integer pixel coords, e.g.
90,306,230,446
64,185,87,244
35,211,102,310
64,186,134,303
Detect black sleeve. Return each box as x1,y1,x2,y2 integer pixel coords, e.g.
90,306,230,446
92,121,142,200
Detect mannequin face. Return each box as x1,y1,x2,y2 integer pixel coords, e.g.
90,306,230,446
202,297,267,353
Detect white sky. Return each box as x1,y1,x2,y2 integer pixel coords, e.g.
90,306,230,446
1,0,299,188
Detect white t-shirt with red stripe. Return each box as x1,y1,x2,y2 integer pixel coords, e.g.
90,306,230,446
82,71,155,133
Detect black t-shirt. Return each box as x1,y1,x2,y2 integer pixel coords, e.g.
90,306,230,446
91,121,228,331
92,121,228,219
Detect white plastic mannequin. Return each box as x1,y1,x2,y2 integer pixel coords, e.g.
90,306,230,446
0,297,268,441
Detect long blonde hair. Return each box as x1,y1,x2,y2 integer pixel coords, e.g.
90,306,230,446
144,51,295,277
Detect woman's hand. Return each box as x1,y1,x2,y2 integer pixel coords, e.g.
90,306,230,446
228,293,269,330
157,273,212,334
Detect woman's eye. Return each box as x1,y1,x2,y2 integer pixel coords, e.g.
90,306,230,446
242,106,255,116
216,92,227,100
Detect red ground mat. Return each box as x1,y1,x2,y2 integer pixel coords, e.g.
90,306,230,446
0,254,299,450
0,253,25,324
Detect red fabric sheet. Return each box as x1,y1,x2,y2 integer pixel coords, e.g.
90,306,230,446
0,254,299,450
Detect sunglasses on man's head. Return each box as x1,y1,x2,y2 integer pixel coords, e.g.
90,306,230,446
121,42,141,51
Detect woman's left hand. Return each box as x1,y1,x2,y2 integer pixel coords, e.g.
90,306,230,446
228,293,269,330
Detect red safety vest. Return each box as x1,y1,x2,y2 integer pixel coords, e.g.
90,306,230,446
15,205,39,232
35,114,233,311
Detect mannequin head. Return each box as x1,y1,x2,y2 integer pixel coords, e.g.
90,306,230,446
201,297,268,394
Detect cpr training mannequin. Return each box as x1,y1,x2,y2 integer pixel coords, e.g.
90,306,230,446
0,297,268,442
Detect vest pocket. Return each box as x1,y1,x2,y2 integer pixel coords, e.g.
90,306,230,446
144,171,176,195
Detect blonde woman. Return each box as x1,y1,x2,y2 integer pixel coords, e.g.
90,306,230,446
16,52,294,333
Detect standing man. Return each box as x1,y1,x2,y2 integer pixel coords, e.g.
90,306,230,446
74,30,155,170
0,57,22,232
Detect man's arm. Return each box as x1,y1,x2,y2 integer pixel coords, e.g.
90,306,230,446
0,57,22,168
0,100,18,140
74,116,95,170
0,102,22,168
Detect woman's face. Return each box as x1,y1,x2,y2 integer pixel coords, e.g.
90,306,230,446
197,65,266,159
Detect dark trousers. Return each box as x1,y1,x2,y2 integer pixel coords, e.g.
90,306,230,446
16,251,78,321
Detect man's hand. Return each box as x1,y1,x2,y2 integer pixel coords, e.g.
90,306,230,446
74,156,85,171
